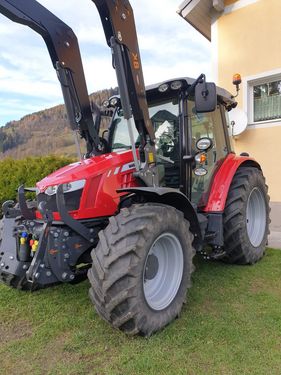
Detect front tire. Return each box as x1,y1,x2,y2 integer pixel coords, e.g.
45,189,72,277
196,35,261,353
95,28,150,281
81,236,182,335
0,271,39,291
88,204,195,336
223,167,270,264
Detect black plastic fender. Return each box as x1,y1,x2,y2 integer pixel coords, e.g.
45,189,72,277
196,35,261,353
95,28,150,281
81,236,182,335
117,187,202,248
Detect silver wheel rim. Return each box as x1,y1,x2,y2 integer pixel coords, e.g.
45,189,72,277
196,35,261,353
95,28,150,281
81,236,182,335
143,232,184,311
246,187,267,247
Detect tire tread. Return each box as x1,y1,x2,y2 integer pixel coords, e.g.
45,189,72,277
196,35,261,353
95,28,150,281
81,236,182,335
88,204,195,336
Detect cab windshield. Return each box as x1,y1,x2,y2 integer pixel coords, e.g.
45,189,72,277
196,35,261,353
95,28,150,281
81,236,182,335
110,97,180,188
111,97,179,165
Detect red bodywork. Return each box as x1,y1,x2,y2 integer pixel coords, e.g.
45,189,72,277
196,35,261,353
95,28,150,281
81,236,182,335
201,153,260,212
36,151,259,221
36,150,139,221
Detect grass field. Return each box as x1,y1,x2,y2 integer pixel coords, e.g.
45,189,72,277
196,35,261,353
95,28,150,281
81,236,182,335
0,248,280,375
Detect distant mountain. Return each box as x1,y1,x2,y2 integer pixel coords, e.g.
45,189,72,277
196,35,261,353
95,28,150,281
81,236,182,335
0,88,118,159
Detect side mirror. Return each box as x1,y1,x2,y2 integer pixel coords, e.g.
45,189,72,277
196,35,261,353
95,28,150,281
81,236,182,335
195,82,217,113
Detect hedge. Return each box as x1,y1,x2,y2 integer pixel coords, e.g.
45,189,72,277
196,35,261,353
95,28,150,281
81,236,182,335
0,155,74,209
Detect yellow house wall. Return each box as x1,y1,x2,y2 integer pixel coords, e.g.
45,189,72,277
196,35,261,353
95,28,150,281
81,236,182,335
217,0,281,202
232,126,281,201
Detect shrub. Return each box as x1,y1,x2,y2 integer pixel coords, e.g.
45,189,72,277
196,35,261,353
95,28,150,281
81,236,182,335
0,155,74,209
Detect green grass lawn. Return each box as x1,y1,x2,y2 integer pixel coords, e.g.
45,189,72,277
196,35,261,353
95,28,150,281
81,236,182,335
0,249,281,375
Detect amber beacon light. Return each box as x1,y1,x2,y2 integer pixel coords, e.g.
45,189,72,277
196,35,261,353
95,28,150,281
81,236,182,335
232,73,242,98
233,73,242,85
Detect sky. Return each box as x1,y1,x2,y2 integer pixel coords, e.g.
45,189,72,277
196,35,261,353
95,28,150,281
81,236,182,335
0,0,211,126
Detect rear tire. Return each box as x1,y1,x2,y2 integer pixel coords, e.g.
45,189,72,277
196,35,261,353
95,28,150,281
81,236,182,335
88,204,195,336
223,167,270,264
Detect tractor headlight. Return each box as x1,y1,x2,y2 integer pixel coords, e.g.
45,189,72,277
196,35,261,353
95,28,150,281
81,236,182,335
44,179,86,196
158,80,184,93
62,179,86,193
45,185,57,196
109,96,120,107
170,80,183,90
158,83,169,93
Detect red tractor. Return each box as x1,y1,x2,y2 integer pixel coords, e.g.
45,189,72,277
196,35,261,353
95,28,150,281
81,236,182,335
0,0,270,336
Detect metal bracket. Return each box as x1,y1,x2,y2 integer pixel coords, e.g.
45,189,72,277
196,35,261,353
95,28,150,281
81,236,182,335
25,221,50,283
2,200,20,218
25,200,53,283
18,185,36,220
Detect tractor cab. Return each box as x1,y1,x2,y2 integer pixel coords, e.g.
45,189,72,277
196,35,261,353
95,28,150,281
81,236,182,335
105,77,236,208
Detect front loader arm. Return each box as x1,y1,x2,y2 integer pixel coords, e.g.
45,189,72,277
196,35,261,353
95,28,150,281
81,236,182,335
92,0,158,186
0,0,101,155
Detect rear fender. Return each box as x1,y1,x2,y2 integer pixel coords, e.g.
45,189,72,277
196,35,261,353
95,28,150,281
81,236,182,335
202,153,261,212
118,187,202,246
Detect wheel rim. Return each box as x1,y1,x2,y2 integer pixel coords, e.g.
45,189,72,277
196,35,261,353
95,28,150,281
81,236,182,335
143,232,184,311
246,187,267,247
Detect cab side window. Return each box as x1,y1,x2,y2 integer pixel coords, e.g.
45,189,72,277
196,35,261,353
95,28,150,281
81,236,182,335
149,100,180,188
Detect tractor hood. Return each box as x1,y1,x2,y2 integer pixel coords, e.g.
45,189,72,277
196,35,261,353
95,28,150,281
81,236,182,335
37,150,135,192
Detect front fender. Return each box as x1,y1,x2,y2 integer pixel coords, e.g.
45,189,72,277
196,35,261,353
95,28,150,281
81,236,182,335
117,187,202,244
202,153,261,212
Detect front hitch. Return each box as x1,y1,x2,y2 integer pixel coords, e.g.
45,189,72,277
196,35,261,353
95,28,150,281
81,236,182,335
25,201,53,284
0,184,101,289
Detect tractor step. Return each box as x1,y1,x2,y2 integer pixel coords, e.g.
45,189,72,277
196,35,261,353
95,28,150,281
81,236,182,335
200,248,227,261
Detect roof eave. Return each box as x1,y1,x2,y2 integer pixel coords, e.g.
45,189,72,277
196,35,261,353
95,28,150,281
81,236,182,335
178,0,225,41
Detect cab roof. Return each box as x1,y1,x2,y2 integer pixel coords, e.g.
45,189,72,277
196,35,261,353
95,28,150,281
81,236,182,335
146,77,237,109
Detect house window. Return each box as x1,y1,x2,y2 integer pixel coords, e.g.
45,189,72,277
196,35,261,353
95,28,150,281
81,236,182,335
253,80,281,122
246,71,281,124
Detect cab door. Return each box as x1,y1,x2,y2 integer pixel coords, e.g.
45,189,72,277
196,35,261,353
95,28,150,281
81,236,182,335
188,103,230,207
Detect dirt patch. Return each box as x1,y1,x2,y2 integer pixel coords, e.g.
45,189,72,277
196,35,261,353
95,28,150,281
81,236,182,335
249,280,281,298
249,280,264,294
198,297,218,315
37,333,77,372
36,333,112,374
0,320,33,345
0,326,116,375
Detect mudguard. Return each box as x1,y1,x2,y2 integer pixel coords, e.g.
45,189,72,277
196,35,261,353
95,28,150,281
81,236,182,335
118,187,203,243
202,153,261,212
